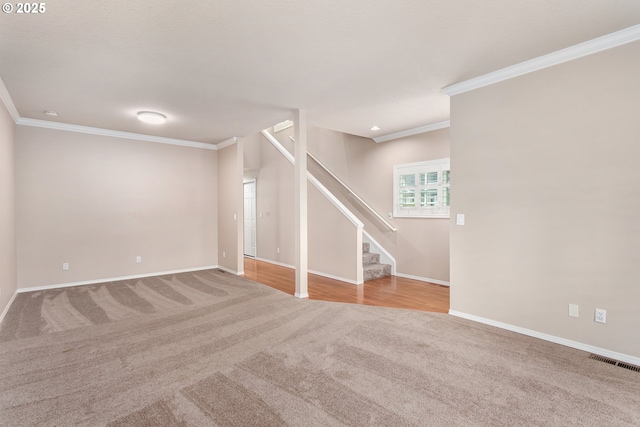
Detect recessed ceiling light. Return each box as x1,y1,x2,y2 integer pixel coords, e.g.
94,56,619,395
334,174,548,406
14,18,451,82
371,125,381,131
44,111,58,117
137,111,166,125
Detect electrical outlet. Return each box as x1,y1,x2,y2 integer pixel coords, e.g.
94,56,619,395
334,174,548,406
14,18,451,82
595,308,607,324
136,256,142,263
568,304,579,318
276,247,280,254
222,251,226,258
62,263,69,271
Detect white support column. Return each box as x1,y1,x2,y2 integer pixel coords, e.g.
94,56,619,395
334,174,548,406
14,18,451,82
294,110,309,298
236,137,245,275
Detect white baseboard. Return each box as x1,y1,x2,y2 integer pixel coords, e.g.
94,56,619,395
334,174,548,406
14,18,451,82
308,269,362,285
253,257,362,285
217,265,241,275
17,265,220,293
449,310,640,367
395,272,450,286
0,291,18,326
362,230,396,275
254,257,294,269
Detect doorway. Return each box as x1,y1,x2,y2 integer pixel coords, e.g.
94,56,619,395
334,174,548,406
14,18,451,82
243,180,257,257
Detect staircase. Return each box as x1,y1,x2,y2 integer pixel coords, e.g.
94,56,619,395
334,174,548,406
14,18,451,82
363,243,391,281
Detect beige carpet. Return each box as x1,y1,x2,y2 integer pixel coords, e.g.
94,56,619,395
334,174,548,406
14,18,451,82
0,270,638,426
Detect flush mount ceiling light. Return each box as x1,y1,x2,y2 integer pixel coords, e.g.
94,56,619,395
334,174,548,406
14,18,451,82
371,125,381,131
137,111,166,125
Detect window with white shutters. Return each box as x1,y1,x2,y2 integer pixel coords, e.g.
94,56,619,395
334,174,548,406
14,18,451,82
393,159,450,218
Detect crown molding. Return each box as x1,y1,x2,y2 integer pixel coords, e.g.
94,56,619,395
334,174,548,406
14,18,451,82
443,24,640,96
16,117,217,150
2,74,218,150
373,120,450,143
215,137,238,149
0,76,20,123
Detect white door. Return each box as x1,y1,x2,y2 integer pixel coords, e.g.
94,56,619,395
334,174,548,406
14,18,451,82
243,180,257,257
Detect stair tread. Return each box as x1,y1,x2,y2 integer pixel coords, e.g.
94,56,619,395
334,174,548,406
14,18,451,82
362,252,380,265
363,263,391,270
363,262,392,281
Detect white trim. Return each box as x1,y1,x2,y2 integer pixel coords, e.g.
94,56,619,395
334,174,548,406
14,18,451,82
0,292,18,326
362,230,396,275
307,174,364,228
308,269,362,286
0,75,221,151
273,120,293,133
393,158,450,218
373,120,450,143
217,265,241,275
261,129,295,163
16,117,218,150
0,76,20,122
216,137,237,149
254,257,295,269
355,228,364,285
395,158,448,169
243,178,257,258
294,292,309,299
306,149,396,232
253,257,362,285
261,129,364,229
17,265,219,293
394,272,449,286
235,138,246,278
443,24,640,96
449,310,640,367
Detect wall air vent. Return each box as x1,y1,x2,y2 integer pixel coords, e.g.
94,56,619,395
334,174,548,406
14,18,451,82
589,354,640,372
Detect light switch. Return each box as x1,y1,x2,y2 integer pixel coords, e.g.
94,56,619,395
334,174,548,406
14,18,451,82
456,214,465,226
568,304,579,318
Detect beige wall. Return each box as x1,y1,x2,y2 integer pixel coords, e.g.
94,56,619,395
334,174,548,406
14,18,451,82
251,132,295,265
450,41,640,357
16,126,218,289
246,131,361,282
251,125,450,282
306,127,450,282
0,102,16,314
217,143,242,273
308,183,360,282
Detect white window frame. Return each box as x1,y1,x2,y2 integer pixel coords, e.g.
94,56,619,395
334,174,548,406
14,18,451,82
393,158,450,218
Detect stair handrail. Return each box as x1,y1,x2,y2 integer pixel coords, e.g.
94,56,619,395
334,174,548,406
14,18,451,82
291,136,397,232
260,130,364,229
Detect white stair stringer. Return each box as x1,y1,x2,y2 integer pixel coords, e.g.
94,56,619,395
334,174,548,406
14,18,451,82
363,230,396,275
261,129,364,285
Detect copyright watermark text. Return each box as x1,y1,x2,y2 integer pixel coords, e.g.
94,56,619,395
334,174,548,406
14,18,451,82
3,3,46,13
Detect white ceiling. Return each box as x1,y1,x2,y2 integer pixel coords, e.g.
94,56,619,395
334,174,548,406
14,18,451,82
1,1,639,145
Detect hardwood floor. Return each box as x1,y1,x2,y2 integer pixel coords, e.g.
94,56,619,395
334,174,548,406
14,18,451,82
243,257,450,313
